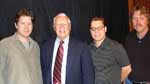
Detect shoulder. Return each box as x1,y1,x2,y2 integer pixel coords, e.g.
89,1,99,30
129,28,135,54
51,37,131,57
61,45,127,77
0,35,14,55
0,35,14,45
105,38,124,49
125,31,137,45
0,35,15,50
41,37,55,49
126,31,136,39
45,37,55,45
30,38,40,49
69,37,88,47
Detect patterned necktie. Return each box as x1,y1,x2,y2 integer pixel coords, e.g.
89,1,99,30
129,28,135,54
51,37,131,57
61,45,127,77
53,41,64,84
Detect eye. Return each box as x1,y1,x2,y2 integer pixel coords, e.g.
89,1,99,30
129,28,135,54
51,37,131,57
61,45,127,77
139,17,145,20
90,26,104,31
20,22,25,25
27,22,32,25
132,17,137,21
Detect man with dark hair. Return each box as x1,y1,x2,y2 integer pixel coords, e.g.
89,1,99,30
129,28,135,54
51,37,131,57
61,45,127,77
0,8,43,84
89,17,131,84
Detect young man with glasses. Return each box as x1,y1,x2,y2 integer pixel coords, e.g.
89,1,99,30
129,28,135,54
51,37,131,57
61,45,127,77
89,17,131,84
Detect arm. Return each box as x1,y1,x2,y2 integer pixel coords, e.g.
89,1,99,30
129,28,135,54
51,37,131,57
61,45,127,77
121,64,132,82
0,42,7,84
114,43,132,83
35,43,43,84
81,43,95,84
40,44,47,84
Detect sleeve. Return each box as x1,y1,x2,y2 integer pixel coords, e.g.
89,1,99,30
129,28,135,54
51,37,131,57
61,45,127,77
0,42,7,84
35,43,43,84
40,43,47,84
81,43,95,84
114,44,130,67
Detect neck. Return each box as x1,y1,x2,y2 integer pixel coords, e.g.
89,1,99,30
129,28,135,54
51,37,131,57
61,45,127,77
137,28,148,39
94,38,105,48
16,33,29,43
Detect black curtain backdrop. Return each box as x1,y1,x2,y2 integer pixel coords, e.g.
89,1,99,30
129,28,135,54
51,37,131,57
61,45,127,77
0,0,129,45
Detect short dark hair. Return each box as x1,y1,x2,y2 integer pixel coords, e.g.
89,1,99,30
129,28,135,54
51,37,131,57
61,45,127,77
90,17,106,26
15,8,34,23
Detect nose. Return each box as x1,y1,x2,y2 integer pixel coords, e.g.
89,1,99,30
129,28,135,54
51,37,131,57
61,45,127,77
136,18,139,23
60,24,64,27
25,24,28,28
59,24,66,29
24,23,31,28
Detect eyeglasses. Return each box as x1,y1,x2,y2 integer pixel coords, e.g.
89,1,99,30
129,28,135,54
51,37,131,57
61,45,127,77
90,26,104,31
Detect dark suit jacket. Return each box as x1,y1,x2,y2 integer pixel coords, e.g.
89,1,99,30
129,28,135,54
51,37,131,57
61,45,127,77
41,37,94,84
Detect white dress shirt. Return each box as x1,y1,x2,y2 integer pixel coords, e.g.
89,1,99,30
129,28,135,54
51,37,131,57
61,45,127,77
51,36,69,84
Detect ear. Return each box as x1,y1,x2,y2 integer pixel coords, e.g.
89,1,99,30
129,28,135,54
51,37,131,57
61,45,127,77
53,24,56,29
104,26,107,32
15,23,17,29
69,24,71,30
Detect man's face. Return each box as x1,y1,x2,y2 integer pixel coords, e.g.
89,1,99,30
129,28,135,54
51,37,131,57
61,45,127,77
90,20,106,42
15,16,33,38
54,16,71,40
132,10,149,33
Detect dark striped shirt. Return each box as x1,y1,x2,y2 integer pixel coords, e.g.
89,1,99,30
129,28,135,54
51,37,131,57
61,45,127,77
89,37,130,84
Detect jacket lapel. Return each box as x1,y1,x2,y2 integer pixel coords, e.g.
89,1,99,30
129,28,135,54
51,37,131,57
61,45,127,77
66,38,75,82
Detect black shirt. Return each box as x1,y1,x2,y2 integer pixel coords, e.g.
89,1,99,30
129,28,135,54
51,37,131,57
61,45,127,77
125,31,150,81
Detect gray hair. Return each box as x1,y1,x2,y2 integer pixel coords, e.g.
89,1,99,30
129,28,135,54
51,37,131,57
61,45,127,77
53,13,71,25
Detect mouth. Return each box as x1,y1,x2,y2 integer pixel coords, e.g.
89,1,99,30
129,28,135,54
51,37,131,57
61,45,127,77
24,31,29,32
136,24,142,27
59,28,66,32
23,31,31,34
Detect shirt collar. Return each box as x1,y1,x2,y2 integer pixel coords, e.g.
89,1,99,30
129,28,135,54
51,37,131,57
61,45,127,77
56,36,70,45
14,33,33,45
91,37,108,49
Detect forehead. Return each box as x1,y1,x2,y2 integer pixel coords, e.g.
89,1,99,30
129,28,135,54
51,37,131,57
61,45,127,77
91,20,103,26
18,16,32,21
133,10,147,17
55,16,69,23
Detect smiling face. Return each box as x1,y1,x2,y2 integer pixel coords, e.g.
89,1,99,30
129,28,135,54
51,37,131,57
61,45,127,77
90,20,106,43
53,13,71,40
15,16,33,38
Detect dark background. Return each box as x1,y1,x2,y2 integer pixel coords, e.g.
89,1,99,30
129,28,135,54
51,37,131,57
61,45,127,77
0,0,129,45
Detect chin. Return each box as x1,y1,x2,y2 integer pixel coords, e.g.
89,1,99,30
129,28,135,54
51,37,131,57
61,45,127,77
22,34,30,38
